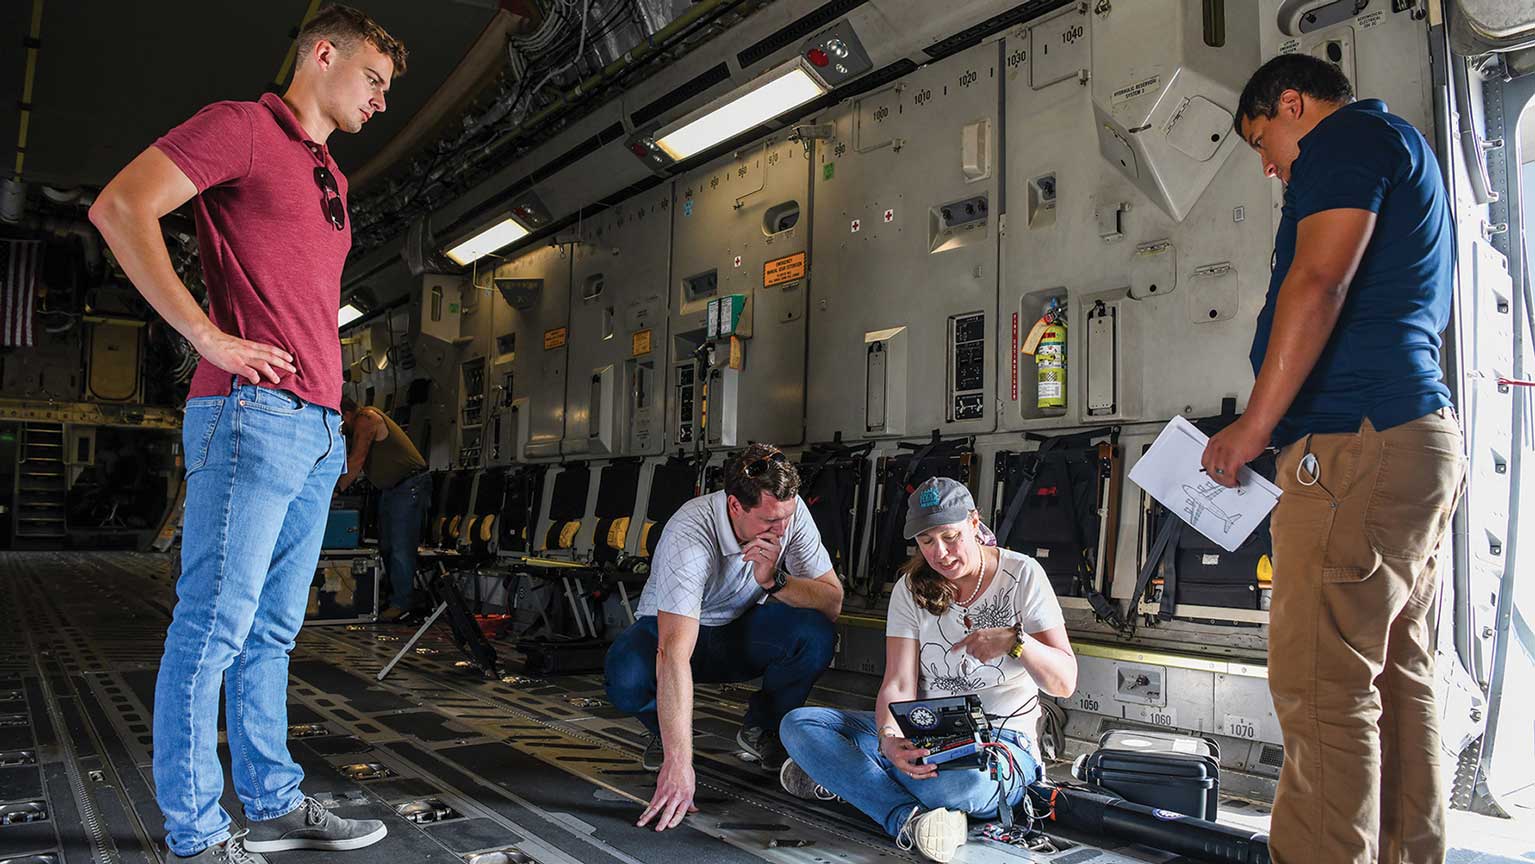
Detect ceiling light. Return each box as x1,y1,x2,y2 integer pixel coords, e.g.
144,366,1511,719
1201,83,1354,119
338,303,365,328
443,216,530,266
655,64,828,161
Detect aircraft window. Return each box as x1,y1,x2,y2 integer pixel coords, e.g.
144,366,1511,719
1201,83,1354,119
763,200,801,235
431,285,443,322
583,273,605,301
683,269,718,302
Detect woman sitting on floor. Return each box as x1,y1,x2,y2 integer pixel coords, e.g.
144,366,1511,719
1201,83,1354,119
778,477,1078,863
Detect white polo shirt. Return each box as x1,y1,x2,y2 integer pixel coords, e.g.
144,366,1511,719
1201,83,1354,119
635,491,833,626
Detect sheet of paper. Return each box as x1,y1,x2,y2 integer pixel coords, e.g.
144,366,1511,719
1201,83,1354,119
1127,415,1282,553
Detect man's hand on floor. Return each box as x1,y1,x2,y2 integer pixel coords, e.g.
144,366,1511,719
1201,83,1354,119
637,756,698,831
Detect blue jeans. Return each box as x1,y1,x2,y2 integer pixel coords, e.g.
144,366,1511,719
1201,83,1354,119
378,472,430,611
155,383,345,856
779,707,1040,837
604,603,836,736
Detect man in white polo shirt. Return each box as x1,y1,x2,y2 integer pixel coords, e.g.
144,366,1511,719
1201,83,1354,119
606,443,844,832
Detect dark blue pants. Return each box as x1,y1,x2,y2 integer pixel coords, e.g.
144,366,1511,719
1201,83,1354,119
604,603,837,736
377,472,431,612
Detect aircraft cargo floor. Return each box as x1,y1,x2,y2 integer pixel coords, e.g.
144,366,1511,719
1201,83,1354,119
0,552,1527,864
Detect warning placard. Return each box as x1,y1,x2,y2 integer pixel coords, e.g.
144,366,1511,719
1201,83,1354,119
763,252,807,287
631,329,653,357
543,327,568,350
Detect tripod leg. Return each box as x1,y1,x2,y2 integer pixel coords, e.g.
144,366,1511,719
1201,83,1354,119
377,602,447,682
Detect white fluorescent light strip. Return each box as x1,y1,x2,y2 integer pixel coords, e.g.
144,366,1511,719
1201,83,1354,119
656,67,827,160
338,303,365,328
445,216,530,266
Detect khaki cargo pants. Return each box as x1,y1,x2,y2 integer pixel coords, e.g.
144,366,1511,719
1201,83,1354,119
1268,410,1465,864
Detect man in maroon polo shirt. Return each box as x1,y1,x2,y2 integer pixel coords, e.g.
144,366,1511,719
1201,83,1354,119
90,7,406,861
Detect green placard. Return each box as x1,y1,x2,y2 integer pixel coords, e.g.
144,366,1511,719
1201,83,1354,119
823,162,835,181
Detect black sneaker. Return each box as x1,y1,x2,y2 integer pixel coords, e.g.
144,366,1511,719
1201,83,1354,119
243,796,386,853
756,731,787,772
736,725,767,760
641,735,664,772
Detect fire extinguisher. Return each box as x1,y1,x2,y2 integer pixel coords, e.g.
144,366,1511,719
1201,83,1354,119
1030,300,1067,410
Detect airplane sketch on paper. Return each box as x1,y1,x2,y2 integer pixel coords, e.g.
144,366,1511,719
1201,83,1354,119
1181,482,1241,534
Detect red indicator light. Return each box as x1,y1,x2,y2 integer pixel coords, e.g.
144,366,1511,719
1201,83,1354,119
806,48,829,67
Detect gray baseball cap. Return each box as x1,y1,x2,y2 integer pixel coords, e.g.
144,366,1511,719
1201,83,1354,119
903,477,976,539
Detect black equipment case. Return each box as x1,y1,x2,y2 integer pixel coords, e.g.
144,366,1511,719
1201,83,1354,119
1079,729,1221,821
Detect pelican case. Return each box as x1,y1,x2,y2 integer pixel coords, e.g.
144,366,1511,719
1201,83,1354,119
1080,729,1221,821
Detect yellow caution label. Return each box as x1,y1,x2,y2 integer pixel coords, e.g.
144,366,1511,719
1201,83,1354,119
632,329,653,356
728,335,744,370
763,252,807,287
544,327,568,350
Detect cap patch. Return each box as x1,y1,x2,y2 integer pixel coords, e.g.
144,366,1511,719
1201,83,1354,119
918,485,941,510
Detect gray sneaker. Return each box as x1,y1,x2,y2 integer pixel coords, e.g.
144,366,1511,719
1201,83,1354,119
641,735,664,772
779,758,837,801
243,796,386,853
174,831,267,863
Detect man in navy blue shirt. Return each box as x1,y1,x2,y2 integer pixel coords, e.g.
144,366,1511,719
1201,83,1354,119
1202,55,1464,864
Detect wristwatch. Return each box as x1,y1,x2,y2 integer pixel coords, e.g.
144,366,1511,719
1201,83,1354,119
764,568,789,595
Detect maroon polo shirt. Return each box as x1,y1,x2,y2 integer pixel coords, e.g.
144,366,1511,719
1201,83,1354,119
155,92,351,410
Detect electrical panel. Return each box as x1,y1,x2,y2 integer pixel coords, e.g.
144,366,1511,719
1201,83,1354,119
947,313,986,422
458,357,485,467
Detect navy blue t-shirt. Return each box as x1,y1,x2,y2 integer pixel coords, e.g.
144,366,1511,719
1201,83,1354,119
1249,99,1453,447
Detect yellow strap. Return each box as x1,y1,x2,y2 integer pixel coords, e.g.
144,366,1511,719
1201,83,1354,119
480,514,496,543
13,0,45,179
273,0,325,91
449,515,463,539
558,520,581,549
1257,554,1273,584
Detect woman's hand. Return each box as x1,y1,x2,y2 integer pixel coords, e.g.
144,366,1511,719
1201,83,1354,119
879,734,938,781
949,627,1018,663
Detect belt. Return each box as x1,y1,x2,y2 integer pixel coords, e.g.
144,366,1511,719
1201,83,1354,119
387,466,430,491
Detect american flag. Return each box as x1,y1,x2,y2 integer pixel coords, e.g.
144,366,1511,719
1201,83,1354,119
2,238,42,347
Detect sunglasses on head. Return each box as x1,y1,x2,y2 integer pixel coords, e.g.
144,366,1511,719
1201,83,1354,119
741,450,787,479
313,165,346,231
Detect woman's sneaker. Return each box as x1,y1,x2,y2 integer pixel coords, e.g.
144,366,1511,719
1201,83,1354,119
778,758,837,801
895,806,968,863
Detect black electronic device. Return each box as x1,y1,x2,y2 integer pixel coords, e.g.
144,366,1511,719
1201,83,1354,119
890,694,990,768
1077,729,1221,821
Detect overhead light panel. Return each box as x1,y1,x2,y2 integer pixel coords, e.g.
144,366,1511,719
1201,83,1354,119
444,216,530,266
654,64,828,161
338,303,365,328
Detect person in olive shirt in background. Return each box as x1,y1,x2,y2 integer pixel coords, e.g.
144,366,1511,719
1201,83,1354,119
338,397,431,620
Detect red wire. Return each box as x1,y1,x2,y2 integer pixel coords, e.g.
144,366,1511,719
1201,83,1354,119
1498,377,1535,387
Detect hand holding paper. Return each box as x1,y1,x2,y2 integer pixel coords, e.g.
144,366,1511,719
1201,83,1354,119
1127,416,1282,553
